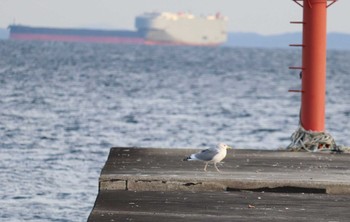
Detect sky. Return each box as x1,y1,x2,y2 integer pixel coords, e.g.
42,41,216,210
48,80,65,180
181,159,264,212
0,0,349,35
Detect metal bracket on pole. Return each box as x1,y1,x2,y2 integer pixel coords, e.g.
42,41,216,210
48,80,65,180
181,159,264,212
289,44,305,47
290,21,305,24
293,0,304,7
289,66,305,70
327,0,337,8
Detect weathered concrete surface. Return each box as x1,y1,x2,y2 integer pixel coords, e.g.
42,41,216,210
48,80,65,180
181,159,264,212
88,147,350,221
99,148,350,194
88,190,350,222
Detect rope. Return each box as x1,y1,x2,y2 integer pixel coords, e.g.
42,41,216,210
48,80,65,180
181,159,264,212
286,125,349,153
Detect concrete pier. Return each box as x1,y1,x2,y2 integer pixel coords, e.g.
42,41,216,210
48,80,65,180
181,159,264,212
88,147,350,221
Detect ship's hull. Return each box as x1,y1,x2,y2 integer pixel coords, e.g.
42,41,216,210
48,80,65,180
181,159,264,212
10,33,145,44
9,26,145,44
9,12,228,46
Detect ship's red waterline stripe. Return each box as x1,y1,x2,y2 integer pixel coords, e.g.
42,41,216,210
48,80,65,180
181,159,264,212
10,34,145,44
10,34,221,46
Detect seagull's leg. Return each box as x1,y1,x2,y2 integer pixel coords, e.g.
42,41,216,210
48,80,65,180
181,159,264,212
204,162,208,171
214,163,221,173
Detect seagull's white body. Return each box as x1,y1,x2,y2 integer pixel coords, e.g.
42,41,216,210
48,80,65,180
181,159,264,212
184,143,231,172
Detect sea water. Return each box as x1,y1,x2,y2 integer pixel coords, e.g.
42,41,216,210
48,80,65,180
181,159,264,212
0,40,349,221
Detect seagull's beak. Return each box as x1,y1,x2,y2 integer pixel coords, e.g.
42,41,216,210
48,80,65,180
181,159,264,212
227,146,233,150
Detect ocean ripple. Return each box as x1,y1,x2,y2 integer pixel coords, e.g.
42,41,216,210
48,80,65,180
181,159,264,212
0,40,349,221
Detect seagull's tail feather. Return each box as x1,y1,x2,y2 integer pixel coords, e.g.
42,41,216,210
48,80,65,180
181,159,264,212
183,154,195,161
183,156,191,161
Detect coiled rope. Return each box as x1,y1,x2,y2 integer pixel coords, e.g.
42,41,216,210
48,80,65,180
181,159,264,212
287,125,349,153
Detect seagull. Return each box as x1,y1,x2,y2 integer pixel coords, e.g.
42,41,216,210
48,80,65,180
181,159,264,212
183,143,232,172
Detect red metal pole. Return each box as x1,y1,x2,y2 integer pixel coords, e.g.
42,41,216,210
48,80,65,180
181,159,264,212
301,0,328,132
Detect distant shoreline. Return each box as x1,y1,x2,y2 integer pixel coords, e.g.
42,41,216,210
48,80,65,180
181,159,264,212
225,32,350,50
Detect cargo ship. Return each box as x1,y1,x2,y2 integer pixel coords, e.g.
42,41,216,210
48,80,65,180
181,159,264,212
9,12,228,46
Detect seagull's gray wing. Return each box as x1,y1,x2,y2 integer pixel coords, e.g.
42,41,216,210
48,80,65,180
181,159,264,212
194,149,219,161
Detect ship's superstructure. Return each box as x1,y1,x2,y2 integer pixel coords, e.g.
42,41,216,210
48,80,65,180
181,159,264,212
136,12,228,45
